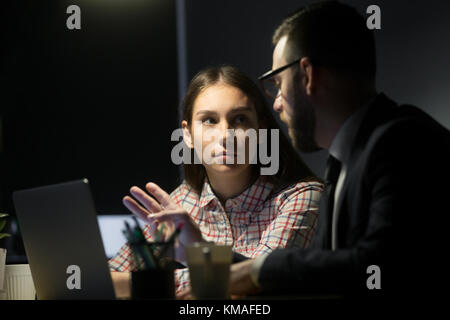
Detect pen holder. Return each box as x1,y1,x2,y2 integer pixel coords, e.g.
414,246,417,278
130,241,176,300
131,265,175,300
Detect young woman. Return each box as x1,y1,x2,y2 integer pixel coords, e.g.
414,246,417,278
109,66,323,297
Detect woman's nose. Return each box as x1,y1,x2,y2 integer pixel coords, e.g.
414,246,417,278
219,122,233,144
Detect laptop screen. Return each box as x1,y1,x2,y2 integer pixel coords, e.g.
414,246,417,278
97,214,147,259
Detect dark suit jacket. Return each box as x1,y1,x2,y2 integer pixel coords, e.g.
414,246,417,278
258,93,450,297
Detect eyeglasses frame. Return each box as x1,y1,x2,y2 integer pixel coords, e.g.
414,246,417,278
258,58,301,99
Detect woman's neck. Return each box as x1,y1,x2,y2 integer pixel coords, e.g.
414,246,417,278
206,168,256,205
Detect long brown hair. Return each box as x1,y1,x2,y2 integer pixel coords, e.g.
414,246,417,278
182,65,319,194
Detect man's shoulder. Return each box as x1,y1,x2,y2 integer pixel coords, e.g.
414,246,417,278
371,104,449,148
358,94,450,151
348,95,450,182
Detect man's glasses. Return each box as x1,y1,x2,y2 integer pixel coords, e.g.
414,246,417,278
258,59,300,100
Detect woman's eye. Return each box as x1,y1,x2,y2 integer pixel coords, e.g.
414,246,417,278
234,115,247,124
202,118,216,125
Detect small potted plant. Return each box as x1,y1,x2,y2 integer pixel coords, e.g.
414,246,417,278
0,213,11,295
0,213,11,240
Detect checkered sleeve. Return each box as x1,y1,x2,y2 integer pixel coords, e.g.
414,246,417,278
250,182,323,257
108,242,137,272
108,224,154,272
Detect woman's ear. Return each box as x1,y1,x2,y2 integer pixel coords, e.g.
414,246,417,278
181,120,194,148
300,57,315,96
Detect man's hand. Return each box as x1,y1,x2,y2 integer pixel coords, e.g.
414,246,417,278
229,259,261,297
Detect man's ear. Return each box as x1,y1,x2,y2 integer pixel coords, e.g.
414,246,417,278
181,120,193,148
300,57,315,96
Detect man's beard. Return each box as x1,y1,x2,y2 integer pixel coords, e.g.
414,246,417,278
290,82,321,153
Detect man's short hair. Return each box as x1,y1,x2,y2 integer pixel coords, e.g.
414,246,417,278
273,1,376,80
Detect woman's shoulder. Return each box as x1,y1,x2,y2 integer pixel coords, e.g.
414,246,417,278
170,180,201,205
271,179,324,204
290,179,324,192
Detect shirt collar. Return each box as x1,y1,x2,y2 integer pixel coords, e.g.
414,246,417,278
329,95,376,164
199,176,274,211
199,180,217,208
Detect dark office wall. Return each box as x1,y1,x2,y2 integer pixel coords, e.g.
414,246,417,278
183,0,450,178
2,0,449,209
1,0,180,214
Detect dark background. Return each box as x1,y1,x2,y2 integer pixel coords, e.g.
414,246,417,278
1,0,449,258
0,0,180,216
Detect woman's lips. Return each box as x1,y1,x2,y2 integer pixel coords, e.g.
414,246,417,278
213,150,236,157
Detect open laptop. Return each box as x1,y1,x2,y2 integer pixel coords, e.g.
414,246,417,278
13,179,116,300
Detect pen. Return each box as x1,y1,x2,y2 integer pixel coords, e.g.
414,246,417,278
124,221,155,270
122,230,143,270
155,223,165,242
131,216,144,239
157,221,185,259
130,217,159,269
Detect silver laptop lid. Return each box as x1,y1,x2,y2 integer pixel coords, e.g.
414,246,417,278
13,179,115,300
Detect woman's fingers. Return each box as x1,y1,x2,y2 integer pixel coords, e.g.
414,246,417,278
149,209,190,224
129,186,163,213
145,182,176,210
122,196,153,223
123,197,162,237
150,209,204,246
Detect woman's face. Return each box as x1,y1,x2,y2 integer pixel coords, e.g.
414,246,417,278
183,83,259,177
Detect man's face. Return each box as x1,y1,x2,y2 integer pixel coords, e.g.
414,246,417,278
271,37,296,128
271,37,320,152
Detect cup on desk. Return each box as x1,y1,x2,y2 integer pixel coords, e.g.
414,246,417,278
186,242,232,299
4,264,36,300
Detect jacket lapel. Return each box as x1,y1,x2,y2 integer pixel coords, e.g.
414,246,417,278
331,93,398,248
312,93,398,249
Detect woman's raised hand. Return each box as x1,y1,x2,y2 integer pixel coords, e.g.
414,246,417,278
122,182,204,261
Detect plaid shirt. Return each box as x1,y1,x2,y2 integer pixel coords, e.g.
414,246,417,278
109,176,323,294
